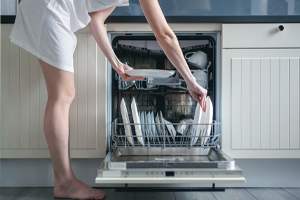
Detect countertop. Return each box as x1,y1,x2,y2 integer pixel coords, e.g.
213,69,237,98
1,15,300,24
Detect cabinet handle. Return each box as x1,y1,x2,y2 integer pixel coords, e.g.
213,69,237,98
278,25,284,31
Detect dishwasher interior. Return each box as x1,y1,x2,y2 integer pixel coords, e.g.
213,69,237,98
96,32,245,184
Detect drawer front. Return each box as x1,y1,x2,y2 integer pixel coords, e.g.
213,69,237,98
222,23,300,48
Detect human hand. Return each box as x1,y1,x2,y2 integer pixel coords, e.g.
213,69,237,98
187,81,207,112
115,63,145,82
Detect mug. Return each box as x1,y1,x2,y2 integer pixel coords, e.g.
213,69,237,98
192,70,208,89
185,50,207,69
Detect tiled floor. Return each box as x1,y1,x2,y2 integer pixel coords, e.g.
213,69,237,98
0,187,299,200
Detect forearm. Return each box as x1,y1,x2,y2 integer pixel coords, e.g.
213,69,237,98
156,32,196,86
88,11,121,71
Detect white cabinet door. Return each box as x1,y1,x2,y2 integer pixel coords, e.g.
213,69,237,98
1,25,107,158
222,49,300,158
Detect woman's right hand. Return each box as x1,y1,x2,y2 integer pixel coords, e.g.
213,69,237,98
187,81,208,112
115,62,145,82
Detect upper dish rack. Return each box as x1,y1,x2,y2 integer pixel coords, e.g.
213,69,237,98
118,63,211,91
110,118,220,150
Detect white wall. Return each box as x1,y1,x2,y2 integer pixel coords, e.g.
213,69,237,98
1,159,300,187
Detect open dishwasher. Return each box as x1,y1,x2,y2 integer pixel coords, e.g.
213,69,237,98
95,32,245,187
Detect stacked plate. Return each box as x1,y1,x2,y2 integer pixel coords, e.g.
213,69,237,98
191,96,213,146
120,98,176,146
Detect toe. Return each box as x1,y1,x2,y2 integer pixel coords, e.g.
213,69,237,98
96,195,105,199
97,190,106,195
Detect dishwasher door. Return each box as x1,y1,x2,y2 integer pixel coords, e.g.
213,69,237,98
96,119,245,184
95,149,245,184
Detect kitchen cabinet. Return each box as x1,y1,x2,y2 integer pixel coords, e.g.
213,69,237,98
222,24,300,158
1,24,107,158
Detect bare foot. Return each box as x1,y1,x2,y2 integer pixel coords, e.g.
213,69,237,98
54,178,106,199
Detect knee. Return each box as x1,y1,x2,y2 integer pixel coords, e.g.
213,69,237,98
48,87,76,105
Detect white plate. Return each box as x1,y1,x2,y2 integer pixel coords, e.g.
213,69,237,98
151,112,159,142
164,119,176,142
131,97,144,146
125,69,175,78
147,112,154,142
155,113,162,141
120,98,133,146
160,111,170,144
140,111,145,136
200,96,213,146
192,102,203,146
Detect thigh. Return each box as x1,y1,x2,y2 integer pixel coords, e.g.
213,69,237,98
39,59,75,100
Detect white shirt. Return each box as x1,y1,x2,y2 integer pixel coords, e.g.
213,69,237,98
10,0,129,73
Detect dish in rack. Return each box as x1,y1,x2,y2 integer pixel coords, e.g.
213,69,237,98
118,97,216,147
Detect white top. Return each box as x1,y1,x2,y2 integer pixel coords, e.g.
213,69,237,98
9,0,129,73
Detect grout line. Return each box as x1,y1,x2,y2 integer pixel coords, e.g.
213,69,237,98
281,188,300,200
245,188,259,200
12,187,27,200
211,190,218,200
173,191,177,200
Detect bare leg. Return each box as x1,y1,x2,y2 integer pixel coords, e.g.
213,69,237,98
39,60,105,199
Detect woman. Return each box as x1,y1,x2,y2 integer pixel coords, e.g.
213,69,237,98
10,0,207,199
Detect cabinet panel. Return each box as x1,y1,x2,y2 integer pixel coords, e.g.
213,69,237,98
87,34,97,149
279,59,290,149
289,59,300,149
231,59,242,149
270,59,280,149
19,49,30,149
241,59,251,149
222,49,300,158
260,59,271,149
1,25,107,158
1,29,10,149
9,42,20,149
250,59,261,149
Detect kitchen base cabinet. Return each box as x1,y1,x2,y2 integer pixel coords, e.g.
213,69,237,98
1,24,107,158
221,49,300,158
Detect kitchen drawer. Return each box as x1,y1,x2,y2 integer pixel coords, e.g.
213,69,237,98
222,23,300,49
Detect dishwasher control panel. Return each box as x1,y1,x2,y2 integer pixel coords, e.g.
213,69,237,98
99,168,243,179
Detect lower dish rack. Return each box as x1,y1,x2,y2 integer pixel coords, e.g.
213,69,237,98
110,118,221,155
